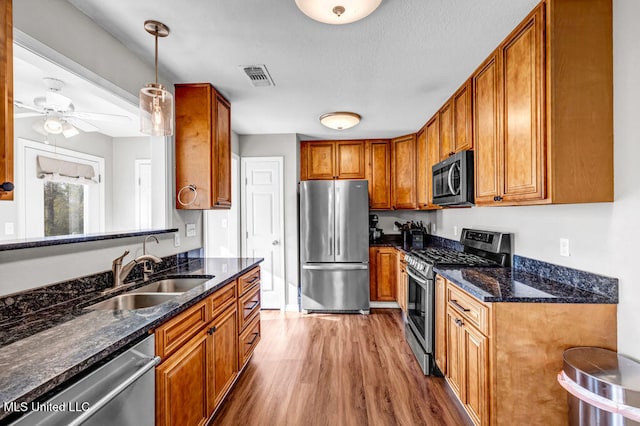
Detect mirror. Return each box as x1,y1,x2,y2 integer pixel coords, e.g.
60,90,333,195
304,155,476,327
0,41,167,243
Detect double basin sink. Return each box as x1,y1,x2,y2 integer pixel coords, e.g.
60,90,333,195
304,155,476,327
86,277,212,311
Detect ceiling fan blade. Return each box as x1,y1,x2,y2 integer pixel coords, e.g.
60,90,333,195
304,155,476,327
65,117,99,133
14,100,44,113
46,91,73,111
15,112,44,119
67,111,132,122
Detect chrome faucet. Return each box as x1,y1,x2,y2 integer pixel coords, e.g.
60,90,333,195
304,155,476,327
143,235,160,280
112,249,162,288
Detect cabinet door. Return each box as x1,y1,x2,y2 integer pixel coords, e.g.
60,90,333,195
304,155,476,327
366,140,392,209
306,142,335,180
156,330,209,426
434,276,447,374
473,53,501,204
214,94,231,208
369,247,377,301
439,101,454,160
415,128,429,209
335,140,365,179
0,0,12,202
463,324,489,426
209,305,239,410
396,251,407,312
372,248,397,301
453,79,473,152
425,115,440,208
501,5,545,203
445,308,463,398
391,134,417,209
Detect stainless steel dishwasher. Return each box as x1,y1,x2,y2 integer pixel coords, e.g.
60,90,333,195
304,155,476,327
10,335,159,426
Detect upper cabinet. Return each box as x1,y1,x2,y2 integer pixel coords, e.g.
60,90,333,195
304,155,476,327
416,116,441,210
175,83,231,209
391,134,417,209
439,79,473,162
473,0,613,206
438,101,453,161
0,0,13,202
366,139,392,210
300,140,366,180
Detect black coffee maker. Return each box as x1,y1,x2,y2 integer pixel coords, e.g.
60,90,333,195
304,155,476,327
369,214,382,242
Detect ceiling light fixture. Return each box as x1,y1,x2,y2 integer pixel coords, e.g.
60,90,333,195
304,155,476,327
139,20,174,136
44,114,63,134
319,112,361,130
295,0,382,25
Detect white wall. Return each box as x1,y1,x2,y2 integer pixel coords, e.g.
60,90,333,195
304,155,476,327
428,0,640,360
111,137,151,231
239,134,299,310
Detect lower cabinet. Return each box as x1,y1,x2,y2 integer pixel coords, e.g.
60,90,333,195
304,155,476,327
396,250,408,313
155,267,262,426
437,275,617,425
369,247,397,302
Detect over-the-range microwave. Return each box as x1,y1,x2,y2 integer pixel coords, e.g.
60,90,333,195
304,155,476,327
432,150,474,206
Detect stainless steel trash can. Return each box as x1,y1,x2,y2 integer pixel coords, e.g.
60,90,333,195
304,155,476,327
558,347,640,425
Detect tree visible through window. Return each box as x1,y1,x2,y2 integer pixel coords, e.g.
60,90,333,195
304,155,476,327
43,181,85,236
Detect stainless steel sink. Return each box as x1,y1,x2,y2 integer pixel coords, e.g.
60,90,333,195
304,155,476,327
86,293,179,311
131,277,211,293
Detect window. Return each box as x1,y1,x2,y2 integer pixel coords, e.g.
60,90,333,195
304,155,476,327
43,181,85,236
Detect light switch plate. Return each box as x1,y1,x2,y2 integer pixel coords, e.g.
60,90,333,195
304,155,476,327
560,238,570,257
186,223,196,237
174,232,181,247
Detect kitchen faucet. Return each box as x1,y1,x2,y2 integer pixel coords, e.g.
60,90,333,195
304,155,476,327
112,249,162,288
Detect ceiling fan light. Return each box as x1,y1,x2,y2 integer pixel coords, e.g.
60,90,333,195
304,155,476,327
295,0,382,25
62,122,79,138
44,116,63,134
319,111,361,130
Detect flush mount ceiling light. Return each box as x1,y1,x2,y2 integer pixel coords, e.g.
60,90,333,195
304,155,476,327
139,20,174,136
319,112,361,130
295,0,382,24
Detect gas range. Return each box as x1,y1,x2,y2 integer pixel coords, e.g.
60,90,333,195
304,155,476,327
405,247,499,279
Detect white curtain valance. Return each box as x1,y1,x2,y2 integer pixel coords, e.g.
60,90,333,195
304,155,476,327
37,155,98,184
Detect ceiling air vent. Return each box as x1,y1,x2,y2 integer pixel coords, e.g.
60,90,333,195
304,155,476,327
239,64,275,87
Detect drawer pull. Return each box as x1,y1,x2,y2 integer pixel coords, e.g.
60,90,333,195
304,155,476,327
248,276,260,284
207,326,216,335
245,300,260,311
455,318,464,327
247,332,259,345
450,300,471,313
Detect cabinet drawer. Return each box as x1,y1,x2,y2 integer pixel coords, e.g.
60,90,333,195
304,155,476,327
155,298,211,359
212,281,237,319
447,284,489,335
239,315,261,368
238,267,260,295
238,285,261,332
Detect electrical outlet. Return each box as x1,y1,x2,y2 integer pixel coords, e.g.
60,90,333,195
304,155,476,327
186,223,196,237
431,223,436,234
560,238,570,257
221,219,228,229
4,222,14,236
174,232,181,247
453,226,458,236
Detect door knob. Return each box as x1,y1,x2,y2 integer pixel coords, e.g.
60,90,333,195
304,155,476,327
272,240,279,245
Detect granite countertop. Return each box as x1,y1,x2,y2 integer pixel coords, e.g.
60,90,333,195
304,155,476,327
435,266,617,304
0,257,262,421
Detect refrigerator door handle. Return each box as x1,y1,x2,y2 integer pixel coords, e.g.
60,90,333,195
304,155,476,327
336,186,341,256
328,186,334,256
302,264,369,271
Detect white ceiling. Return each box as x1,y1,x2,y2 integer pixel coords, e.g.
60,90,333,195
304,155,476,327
66,0,540,139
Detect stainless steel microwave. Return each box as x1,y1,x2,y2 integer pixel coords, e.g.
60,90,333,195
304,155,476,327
432,150,474,206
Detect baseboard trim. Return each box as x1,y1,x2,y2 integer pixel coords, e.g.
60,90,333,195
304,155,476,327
370,301,400,309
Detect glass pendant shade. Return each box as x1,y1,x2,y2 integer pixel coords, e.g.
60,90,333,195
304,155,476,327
140,83,174,136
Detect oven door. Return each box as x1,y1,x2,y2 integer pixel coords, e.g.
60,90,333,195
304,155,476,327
406,267,433,354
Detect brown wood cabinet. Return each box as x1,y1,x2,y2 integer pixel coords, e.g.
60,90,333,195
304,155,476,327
396,249,407,313
210,304,238,409
416,117,441,210
366,139,392,209
175,83,231,209
453,79,473,153
369,247,397,302
437,276,617,425
438,101,453,161
473,1,613,206
300,140,365,180
0,0,13,201
237,267,261,370
391,134,417,209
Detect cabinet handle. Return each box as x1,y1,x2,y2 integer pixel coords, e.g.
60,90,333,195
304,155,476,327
207,326,217,335
449,152,455,157
247,332,259,345
450,299,471,313
493,196,503,202
455,318,464,327
245,300,260,310
0,182,14,192
248,276,260,284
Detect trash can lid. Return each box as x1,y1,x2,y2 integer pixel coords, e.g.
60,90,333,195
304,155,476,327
563,347,640,405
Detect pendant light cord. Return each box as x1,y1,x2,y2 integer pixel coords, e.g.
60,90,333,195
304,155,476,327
154,26,159,85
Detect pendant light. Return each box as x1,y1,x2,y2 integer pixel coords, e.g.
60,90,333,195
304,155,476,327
139,20,174,136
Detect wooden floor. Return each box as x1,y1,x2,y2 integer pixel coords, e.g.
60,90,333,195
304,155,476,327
213,309,471,426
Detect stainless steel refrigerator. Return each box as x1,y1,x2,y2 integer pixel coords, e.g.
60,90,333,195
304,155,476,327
299,180,370,314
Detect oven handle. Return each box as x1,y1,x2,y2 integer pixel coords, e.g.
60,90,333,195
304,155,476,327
407,268,429,288
66,355,160,426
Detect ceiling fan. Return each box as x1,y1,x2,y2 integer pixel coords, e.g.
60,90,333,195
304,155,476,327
14,77,131,138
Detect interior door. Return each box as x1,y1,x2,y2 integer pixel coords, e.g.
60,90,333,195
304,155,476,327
242,157,285,309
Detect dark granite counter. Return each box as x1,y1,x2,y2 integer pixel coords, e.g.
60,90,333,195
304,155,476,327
0,257,262,421
435,266,617,304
